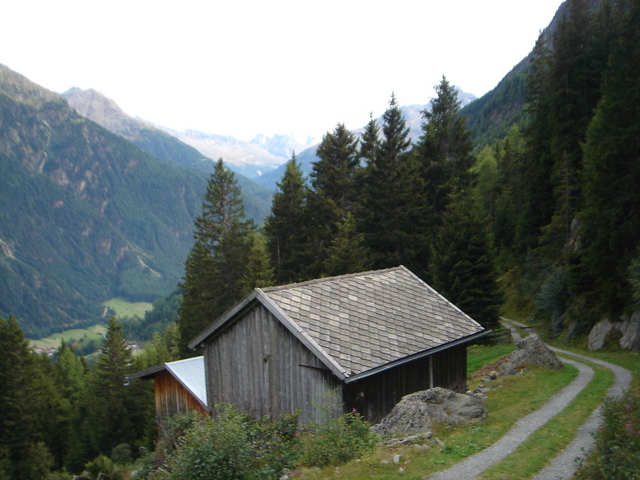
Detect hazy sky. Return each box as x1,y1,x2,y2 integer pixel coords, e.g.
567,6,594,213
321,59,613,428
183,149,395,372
2,0,564,142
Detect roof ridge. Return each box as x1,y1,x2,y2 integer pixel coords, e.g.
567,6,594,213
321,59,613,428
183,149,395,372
262,266,407,292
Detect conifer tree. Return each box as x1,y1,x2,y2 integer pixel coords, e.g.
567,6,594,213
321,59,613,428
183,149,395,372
0,315,57,480
178,159,253,356
517,33,555,252
322,212,370,277
417,75,475,224
358,113,380,166
577,0,640,316
306,124,361,277
81,316,150,463
361,93,424,272
263,154,310,284
429,191,502,329
538,0,604,258
242,231,275,291
311,123,360,212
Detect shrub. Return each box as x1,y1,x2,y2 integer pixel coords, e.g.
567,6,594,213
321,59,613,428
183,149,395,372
575,388,640,479
111,443,133,465
165,405,300,480
85,454,125,480
300,411,379,468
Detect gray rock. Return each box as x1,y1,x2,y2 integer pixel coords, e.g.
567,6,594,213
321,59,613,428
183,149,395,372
588,318,614,350
372,387,487,438
588,311,640,351
500,334,563,373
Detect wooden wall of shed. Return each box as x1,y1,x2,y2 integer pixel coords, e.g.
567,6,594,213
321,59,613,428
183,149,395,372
153,370,208,419
343,344,468,424
204,304,343,425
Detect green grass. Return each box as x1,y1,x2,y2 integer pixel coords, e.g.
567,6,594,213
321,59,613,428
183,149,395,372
467,342,516,377
30,324,107,349
103,297,153,319
291,363,579,480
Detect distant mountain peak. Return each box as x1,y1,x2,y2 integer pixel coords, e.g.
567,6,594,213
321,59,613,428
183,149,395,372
249,132,308,158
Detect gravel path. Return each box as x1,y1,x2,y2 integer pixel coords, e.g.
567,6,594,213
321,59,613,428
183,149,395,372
429,321,632,480
429,357,593,480
532,349,632,480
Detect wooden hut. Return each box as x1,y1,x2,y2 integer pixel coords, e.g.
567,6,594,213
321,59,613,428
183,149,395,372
189,266,488,424
129,356,209,421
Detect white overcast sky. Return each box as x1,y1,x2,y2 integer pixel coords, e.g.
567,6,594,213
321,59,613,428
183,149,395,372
2,0,564,142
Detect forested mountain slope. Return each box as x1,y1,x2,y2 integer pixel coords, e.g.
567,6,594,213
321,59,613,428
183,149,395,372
461,1,568,149
0,64,212,336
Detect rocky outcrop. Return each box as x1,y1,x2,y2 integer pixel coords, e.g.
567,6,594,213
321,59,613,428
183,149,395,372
499,334,563,374
588,312,640,351
372,387,487,439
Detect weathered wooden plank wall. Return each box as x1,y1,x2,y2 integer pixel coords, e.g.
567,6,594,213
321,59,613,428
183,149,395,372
343,344,468,423
204,303,342,425
154,370,208,419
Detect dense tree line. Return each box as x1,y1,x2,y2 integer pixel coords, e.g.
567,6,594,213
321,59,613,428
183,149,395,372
177,76,502,356
0,314,179,479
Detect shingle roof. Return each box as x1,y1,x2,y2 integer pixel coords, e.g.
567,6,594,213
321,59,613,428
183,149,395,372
260,266,484,377
189,266,486,381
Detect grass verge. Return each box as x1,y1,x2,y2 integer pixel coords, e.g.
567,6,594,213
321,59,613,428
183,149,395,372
291,363,578,480
467,342,516,377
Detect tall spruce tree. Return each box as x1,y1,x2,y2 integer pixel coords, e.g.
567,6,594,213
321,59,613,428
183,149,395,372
413,76,476,277
417,75,475,221
306,124,361,277
311,123,360,212
358,113,381,166
429,191,502,329
80,316,150,465
178,159,253,356
361,93,424,272
538,0,604,258
242,231,275,291
263,154,310,284
0,315,55,480
517,33,556,253
322,212,370,277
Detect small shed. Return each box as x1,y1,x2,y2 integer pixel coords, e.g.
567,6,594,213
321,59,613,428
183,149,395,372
129,356,209,421
189,266,488,424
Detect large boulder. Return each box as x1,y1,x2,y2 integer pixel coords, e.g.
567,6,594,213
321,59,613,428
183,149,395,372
500,333,563,373
588,311,640,351
372,387,487,439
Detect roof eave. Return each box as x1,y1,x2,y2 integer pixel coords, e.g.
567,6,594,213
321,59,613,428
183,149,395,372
128,363,168,380
344,328,491,383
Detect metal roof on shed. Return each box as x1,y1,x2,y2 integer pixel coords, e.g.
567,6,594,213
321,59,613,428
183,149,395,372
129,356,207,406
